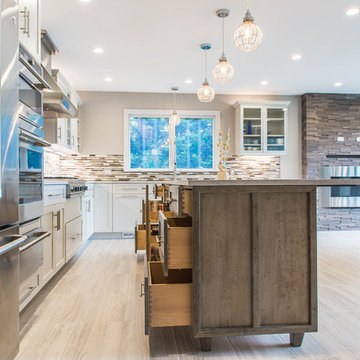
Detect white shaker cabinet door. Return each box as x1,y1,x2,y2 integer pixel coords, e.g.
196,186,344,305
112,193,143,233
94,184,113,232
57,118,68,148
82,195,94,241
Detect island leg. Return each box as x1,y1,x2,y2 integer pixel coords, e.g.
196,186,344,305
200,337,212,351
290,333,305,347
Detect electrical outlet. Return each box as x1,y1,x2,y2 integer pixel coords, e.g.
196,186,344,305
357,137,360,142
337,136,345,142
104,169,111,174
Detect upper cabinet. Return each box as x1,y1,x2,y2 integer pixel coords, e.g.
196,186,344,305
234,102,289,155
19,0,41,63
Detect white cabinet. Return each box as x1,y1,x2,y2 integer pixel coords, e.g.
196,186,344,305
82,184,94,241
94,184,113,232
57,118,68,148
234,102,290,155
65,216,82,261
44,117,80,152
70,118,79,152
19,0,41,63
112,185,143,232
40,201,65,287
94,184,145,233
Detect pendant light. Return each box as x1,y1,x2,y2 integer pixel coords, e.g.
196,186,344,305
212,9,234,84
197,43,215,103
170,87,181,126
234,0,263,52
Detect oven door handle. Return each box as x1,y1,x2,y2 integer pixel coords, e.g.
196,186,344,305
19,129,51,147
19,231,51,252
19,55,50,89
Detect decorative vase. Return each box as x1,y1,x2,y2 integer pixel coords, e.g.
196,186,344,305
217,163,228,180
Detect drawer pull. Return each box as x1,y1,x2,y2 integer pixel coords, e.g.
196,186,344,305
140,282,145,297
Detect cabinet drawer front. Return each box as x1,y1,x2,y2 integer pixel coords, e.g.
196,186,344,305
113,184,144,195
20,271,40,303
65,196,82,223
65,216,82,261
159,211,192,275
44,185,66,206
148,262,192,328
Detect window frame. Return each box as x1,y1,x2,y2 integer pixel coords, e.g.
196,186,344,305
124,109,220,172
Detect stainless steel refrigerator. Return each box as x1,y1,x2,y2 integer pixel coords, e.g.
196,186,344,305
0,0,19,228
0,1,20,360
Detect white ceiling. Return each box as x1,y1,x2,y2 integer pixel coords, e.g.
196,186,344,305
42,0,360,95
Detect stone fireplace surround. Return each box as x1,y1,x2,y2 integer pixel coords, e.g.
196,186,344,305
302,93,360,230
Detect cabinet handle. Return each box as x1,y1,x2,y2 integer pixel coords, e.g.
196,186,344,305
72,136,75,146
58,127,62,140
54,211,61,231
140,282,145,297
20,7,30,37
87,200,91,212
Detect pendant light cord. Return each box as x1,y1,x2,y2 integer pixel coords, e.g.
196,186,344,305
173,92,176,111
204,49,208,81
246,0,250,10
222,18,225,57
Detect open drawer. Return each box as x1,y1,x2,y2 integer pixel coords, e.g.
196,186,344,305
144,261,192,333
158,211,192,276
134,224,157,253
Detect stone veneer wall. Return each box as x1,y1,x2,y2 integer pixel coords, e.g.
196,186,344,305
45,151,280,181
302,93,360,230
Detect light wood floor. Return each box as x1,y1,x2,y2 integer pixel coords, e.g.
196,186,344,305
16,232,360,360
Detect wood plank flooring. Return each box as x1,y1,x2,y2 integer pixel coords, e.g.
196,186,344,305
15,231,360,360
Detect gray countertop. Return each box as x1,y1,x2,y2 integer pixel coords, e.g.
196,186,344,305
161,179,360,187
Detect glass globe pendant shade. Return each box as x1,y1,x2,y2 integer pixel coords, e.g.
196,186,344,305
212,57,235,84
197,80,215,103
234,10,263,52
170,111,181,126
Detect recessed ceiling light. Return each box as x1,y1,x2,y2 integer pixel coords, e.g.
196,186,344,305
93,47,104,54
292,54,302,61
261,80,268,86
104,77,112,82
346,8,359,16
334,82,343,87
184,79,192,84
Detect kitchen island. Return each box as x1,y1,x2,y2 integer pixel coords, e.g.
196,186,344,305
143,179,360,351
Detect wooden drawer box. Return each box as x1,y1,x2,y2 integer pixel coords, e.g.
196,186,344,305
154,185,169,199
158,211,192,276
182,188,192,216
145,261,192,330
135,224,157,253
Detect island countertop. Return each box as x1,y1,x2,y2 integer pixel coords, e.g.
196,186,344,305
161,179,360,187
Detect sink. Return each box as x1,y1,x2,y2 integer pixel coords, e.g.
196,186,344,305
0,235,27,256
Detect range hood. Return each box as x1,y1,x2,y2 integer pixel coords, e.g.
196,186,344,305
42,68,79,118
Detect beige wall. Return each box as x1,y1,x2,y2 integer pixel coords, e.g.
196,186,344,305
78,91,302,179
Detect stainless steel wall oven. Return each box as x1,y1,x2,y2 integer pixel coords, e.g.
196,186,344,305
319,166,360,208
18,45,50,223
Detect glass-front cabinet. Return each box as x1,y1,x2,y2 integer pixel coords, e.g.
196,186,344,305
236,102,289,155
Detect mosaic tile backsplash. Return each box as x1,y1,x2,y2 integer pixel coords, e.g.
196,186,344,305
45,150,280,181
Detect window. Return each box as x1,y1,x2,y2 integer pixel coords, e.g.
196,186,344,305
176,118,214,169
124,110,220,171
129,117,169,169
